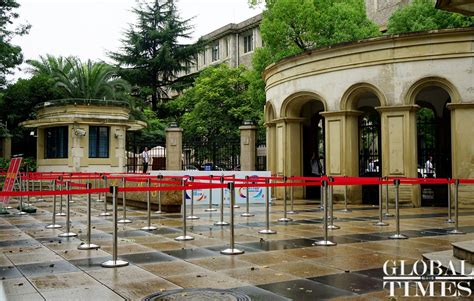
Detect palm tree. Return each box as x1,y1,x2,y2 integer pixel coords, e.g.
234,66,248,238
26,54,74,77
54,57,130,100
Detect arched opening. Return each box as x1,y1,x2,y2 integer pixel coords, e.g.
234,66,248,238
349,91,382,204
301,101,325,199
415,86,451,206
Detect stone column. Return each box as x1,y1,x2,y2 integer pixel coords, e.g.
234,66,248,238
0,136,11,159
321,111,361,204
284,118,305,198
165,124,183,171
448,103,474,208
378,105,420,206
239,122,257,171
265,122,276,175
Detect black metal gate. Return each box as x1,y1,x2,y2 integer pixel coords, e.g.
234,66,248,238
183,137,240,171
126,132,166,173
359,111,381,204
256,130,267,171
417,107,450,206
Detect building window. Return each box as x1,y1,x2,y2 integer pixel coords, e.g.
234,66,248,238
243,33,253,53
211,42,219,62
45,126,68,159
89,126,109,158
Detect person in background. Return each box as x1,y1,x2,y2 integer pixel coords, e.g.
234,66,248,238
368,159,375,172
311,152,323,177
142,147,149,174
425,155,435,178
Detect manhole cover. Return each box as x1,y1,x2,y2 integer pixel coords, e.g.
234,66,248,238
142,288,252,301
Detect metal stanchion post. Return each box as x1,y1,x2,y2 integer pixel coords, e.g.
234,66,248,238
37,178,44,202
142,178,157,231
96,176,103,202
340,176,351,213
327,178,340,230
374,178,389,226
389,179,407,239
446,178,454,223
221,182,244,255
99,176,111,216
46,179,61,229
175,179,194,241
205,175,217,212
287,176,296,214
118,177,131,224
102,186,129,268
232,175,239,209
187,177,199,220
259,178,277,234
448,180,465,235
214,176,229,226
56,180,66,216
155,174,163,214
241,175,254,217
59,182,77,237
384,176,393,217
78,182,100,249
278,176,292,222
17,176,27,215
314,180,336,246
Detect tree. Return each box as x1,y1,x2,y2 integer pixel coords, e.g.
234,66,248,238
387,0,474,34
0,0,30,88
26,54,74,78
109,0,204,115
247,0,380,121
173,64,259,140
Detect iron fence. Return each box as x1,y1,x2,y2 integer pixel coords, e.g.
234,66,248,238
126,133,166,173
183,137,240,171
256,130,267,171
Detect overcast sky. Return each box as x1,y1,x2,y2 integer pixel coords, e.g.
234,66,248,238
11,0,262,80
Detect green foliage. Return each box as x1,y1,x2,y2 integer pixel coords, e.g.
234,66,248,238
387,0,474,34
20,157,36,172
0,0,30,88
174,64,259,140
134,108,167,144
109,0,204,115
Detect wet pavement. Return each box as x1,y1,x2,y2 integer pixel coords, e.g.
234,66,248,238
0,194,473,300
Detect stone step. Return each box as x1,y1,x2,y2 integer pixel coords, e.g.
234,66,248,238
453,241,474,264
422,250,474,275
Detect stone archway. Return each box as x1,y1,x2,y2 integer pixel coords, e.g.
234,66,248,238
264,102,277,175
280,92,327,199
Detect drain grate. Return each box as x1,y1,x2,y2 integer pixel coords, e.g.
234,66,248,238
142,288,252,301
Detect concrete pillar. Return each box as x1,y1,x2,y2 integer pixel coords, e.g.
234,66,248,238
321,111,362,204
265,122,276,175
378,105,420,206
239,122,257,171
0,136,11,159
448,102,474,208
165,125,183,171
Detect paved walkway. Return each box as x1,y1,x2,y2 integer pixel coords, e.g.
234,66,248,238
0,195,473,300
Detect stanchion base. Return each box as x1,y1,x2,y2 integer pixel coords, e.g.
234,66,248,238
141,226,158,231
327,225,340,230
374,221,389,226
287,211,297,214
389,234,408,240
384,213,394,217
221,248,244,255
175,235,194,241
446,219,455,224
6,206,13,209
99,212,112,217
45,224,62,229
69,200,75,203
55,213,66,217
214,221,230,226
241,213,254,217
186,215,200,220
155,210,163,214
58,232,78,237
78,243,100,250
117,219,132,224
17,211,27,215
95,199,104,203
101,260,129,268
313,240,337,246
258,229,277,234
278,217,293,223
204,208,217,212
327,216,337,220
447,229,465,235
340,208,352,213
37,198,45,202
233,205,240,208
